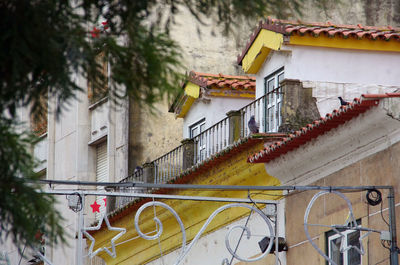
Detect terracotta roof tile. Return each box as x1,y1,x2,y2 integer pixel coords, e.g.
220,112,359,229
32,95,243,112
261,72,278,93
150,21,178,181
187,71,256,91
248,93,400,164
237,17,400,65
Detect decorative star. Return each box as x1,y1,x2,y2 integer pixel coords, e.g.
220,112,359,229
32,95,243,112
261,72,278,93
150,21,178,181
103,198,107,207
82,214,126,258
90,201,101,213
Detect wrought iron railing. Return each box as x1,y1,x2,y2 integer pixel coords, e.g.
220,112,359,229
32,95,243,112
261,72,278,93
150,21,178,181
114,167,144,210
115,93,273,210
240,94,267,136
153,145,184,184
193,117,229,164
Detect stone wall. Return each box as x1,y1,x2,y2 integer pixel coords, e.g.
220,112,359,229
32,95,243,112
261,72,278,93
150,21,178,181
285,140,400,265
301,0,400,26
279,79,320,133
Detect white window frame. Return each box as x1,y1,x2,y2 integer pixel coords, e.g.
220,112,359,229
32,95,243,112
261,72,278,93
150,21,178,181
328,229,361,265
189,118,206,161
264,68,284,132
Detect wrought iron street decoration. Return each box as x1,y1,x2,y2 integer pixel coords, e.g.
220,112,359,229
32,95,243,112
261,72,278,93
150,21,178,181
134,202,275,265
304,191,374,265
82,213,126,258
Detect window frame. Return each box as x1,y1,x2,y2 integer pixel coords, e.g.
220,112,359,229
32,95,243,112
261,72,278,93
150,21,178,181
189,118,206,161
264,67,284,132
326,220,362,265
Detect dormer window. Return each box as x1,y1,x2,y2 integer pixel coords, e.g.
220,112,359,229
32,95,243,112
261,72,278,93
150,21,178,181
264,68,284,132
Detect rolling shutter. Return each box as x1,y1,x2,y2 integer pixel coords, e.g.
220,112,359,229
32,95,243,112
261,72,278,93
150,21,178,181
96,141,108,219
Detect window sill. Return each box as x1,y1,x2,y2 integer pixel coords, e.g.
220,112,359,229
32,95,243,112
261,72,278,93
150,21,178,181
88,97,108,111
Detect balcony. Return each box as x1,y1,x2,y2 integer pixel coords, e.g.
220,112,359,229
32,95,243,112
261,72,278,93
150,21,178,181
109,93,280,211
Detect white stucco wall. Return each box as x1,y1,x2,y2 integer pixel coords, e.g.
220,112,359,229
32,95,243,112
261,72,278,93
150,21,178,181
182,97,253,139
257,46,400,89
255,46,400,117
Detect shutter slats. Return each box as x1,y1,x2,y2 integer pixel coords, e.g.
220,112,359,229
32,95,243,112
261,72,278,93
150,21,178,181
96,142,108,219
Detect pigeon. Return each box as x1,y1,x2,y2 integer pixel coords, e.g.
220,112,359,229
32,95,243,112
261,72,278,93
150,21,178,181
248,115,259,134
338,96,350,106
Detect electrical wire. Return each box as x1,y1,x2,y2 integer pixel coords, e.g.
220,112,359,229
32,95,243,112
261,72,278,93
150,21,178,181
228,208,253,265
381,239,391,250
380,199,390,227
273,253,282,265
374,257,390,265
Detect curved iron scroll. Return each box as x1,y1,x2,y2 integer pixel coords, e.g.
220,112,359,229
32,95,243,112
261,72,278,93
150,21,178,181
134,202,275,265
304,191,372,265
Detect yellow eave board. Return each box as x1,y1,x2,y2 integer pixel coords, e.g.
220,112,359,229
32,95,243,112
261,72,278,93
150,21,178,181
288,34,400,52
176,82,200,118
241,29,284,74
92,142,282,265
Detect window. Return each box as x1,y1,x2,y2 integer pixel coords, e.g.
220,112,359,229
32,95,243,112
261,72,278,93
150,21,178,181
95,141,108,219
264,68,284,132
189,119,206,161
88,52,109,105
327,223,361,265
31,95,48,136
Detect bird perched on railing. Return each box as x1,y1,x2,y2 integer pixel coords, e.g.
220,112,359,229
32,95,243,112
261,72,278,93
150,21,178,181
248,115,259,134
338,96,350,106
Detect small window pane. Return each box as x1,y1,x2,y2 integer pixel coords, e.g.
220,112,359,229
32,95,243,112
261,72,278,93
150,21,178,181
347,231,361,265
277,102,281,128
278,72,284,84
191,127,198,138
330,237,343,265
268,79,275,93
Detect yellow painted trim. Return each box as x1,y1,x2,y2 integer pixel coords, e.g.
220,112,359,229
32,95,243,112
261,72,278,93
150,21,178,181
242,29,284,74
208,91,255,99
289,34,400,52
175,82,200,118
92,142,282,265
184,82,200,98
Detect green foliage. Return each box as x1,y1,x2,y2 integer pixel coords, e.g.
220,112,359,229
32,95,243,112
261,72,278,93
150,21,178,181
0,118,65,250
0,0,309,253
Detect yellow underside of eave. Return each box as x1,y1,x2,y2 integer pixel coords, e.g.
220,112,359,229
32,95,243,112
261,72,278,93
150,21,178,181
242,29,284,74
289,34,400,52
208,91,255,99
92,142,281,265
176,82,199,118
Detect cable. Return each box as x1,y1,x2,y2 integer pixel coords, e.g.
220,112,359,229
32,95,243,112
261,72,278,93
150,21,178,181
366,189,382,206
380,199,390,227
273,253,282,265
375,257,390,265
381,240,391,250
228,207,253,265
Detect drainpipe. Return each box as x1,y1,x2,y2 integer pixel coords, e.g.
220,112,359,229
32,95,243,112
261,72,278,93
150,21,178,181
388,187,399,265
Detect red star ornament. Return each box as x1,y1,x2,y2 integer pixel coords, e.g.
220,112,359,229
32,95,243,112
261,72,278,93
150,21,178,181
90,201,101,213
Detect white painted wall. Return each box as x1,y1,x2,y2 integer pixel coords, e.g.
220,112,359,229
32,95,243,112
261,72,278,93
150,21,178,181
183,97,253,139
255,46,400,117
257,46,400,89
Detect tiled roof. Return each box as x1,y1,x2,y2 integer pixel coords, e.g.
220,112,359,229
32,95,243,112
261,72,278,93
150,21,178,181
248,93,400,164
188,71,255,90
238,17,400,65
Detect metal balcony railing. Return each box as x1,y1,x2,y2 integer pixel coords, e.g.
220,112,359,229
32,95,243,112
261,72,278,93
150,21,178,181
153,145,184,184
240,94,267,136
115,94,273,210
193,117,229,164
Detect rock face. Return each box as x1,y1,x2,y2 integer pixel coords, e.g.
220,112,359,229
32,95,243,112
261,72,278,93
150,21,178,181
301,0,400,26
